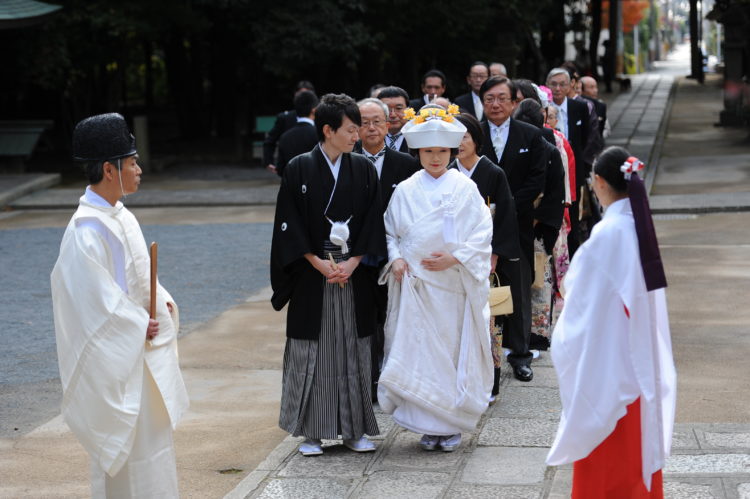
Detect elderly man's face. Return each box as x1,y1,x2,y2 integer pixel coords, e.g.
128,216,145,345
358,102,388,152
489,63,507,78
466,64,489,94
547,74,570,105
581,77,598,99
380,96,408,134
422,77,445,99
482,82,514,126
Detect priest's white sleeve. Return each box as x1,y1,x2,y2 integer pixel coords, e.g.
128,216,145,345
52,225,150,476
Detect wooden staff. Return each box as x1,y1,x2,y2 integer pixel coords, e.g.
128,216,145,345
329,252,345,288
149,242,158,318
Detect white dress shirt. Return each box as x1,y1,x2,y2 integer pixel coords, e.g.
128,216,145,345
471,92,483,120
297,117,315,126
553,98,569,138
488,119,511,160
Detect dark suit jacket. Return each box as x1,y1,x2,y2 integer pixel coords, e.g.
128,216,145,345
562,97,591,187
581,95,607,136
380,148,421,209
408,97,427,111
449,156,520,260
263,110,297,166
276,122,318,177
479,118,547,265
353,144,420,209
454,92,478,118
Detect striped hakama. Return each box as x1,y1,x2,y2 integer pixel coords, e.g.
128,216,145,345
279,242,379,440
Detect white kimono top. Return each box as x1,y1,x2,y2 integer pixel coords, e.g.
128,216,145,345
51,192,189,476
546,198,676,490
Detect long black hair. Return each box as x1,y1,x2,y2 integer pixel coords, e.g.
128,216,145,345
593,146,631,193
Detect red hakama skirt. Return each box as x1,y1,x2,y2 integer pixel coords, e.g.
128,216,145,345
571,398,664,498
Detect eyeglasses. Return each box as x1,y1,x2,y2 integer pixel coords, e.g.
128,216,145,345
548,81,570,88
469,73,488,80
483,95,512,104
361,119,386,128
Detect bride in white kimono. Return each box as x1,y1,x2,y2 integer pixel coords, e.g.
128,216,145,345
378,105,494,452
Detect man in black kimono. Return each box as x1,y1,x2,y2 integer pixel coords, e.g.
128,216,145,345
270,94,385,456
355,97,420,400
478,76,547,382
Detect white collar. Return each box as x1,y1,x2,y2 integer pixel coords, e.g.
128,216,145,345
555,97,568,113
489,118,511,133
320,145,343,172
457,157,481,178
603,197,632,218
420,168,451,186
297,117,315,126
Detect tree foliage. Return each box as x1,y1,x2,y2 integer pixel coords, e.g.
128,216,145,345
5,0,570,149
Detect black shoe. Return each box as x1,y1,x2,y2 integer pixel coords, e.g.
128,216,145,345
512,365,533,382
491,367,501,396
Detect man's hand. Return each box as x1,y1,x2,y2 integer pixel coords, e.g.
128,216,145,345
146,319,159,341
491,254,499,274
306,254,335,278
392,258,409,282
266,164,278,175
328,256,361,285
421,252,459,272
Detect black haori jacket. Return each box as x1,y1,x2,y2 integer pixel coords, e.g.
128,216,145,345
270,145,386,340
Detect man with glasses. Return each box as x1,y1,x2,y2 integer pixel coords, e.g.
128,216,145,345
355,97,420,402
455,61,490,120
547,67,595,255
478,76,547,382
377,86,412,154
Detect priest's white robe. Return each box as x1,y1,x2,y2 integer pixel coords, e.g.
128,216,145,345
51,190,189,498
546,198,676,490
378,170,494,435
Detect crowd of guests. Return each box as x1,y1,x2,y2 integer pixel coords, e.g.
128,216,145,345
267,61,610,456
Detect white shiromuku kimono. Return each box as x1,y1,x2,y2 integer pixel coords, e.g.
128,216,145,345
51,189,189,498
378,169,494,435
546,198,676,490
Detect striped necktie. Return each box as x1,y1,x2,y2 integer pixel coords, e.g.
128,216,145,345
365,148,386,164
387,133,402,150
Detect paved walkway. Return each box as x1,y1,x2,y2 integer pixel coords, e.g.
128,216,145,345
2,44,749,498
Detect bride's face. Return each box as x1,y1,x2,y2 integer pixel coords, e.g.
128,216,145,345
419,147,451,178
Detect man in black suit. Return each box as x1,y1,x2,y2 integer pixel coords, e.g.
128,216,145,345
377,86,412,154
580,76,609,138
408,69,447,110
547,68,594,254
276,90,319,177
263,80,315,174
355,97,420,400
454,61,489,120
478,76,547,382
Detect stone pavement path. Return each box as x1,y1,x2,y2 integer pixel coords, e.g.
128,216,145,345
228,357,559,499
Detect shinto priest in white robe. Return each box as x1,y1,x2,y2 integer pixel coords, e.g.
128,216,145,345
378,169,494,435
51,188,189,497
546,197,676,490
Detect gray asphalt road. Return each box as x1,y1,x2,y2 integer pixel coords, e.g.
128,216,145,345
0,222,272,437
